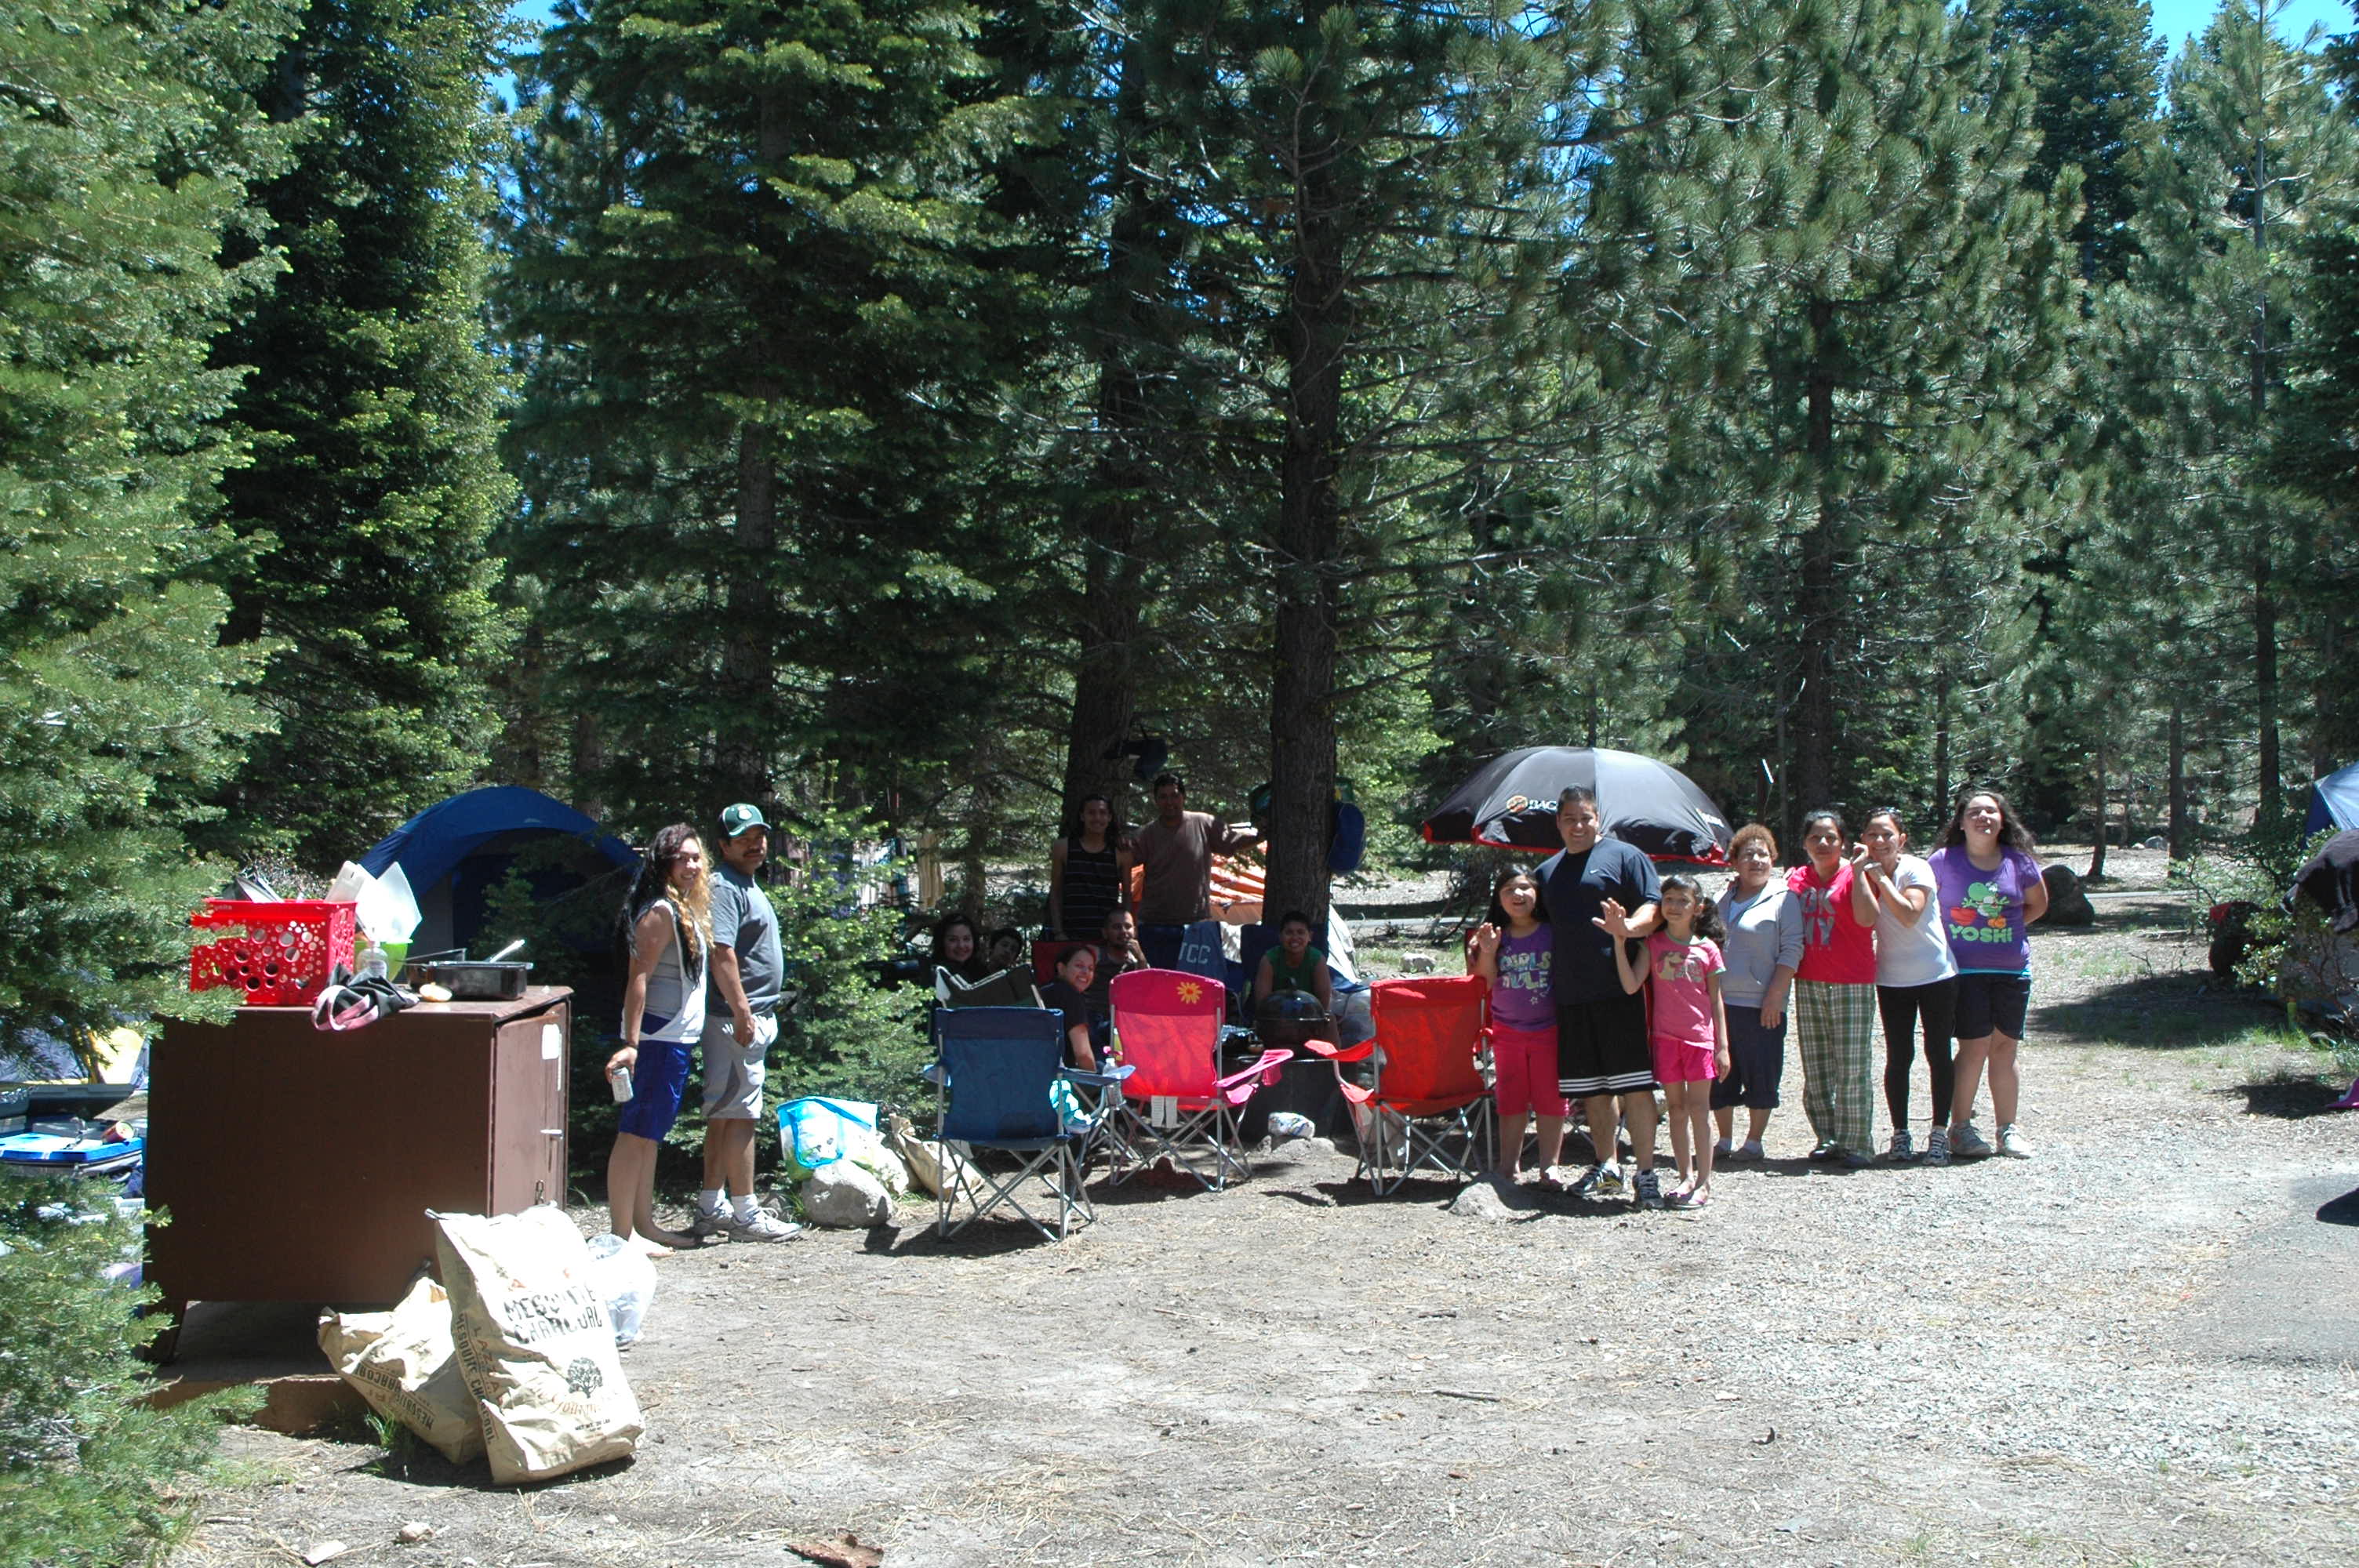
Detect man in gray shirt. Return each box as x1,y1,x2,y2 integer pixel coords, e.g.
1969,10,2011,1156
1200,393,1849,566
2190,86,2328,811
692,803,799,1241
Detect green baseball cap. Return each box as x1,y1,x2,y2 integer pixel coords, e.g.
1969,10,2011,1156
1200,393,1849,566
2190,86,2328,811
719,803,770,838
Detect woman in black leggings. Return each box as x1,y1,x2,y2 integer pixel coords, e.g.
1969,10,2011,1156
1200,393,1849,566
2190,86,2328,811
1860,809,1959,1164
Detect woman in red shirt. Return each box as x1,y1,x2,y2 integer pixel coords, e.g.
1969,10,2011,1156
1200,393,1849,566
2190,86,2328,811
1787,810,1881,1167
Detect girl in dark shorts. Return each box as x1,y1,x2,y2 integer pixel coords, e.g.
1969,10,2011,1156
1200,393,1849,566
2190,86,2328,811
1928,788,2049,1160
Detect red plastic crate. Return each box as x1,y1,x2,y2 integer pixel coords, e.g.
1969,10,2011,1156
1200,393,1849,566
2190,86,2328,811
188,899,357,1007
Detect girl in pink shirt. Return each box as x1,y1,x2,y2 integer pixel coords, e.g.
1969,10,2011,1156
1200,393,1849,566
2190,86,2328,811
1610,874,1729,1209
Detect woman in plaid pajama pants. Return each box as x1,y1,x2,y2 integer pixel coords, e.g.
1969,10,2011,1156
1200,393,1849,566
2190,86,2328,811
1786,811,1881,1166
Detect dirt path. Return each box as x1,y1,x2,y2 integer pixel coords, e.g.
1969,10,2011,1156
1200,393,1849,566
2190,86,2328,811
175,891,2359,1568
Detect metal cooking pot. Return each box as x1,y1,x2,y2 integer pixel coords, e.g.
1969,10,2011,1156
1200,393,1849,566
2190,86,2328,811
407,940,532,1000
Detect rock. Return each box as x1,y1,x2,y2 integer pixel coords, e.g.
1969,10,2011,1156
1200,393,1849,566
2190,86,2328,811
2041,863,2095,927
1448,1177,1524,1221
1400,952,1437,974
301,1544,348,1566
397,1523,434,1545
801,1163,893,1228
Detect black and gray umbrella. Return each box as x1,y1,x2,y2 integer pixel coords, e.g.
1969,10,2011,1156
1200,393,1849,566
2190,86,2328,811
1420,746,1733,864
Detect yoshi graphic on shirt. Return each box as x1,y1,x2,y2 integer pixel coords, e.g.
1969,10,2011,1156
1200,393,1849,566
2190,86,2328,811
1947,880,2015,944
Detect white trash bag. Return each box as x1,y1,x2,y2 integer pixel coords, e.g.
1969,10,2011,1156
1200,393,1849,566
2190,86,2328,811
583,1231,658,1348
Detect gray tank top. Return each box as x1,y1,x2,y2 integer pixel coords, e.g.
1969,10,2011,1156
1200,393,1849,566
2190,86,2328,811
638,899,707,1043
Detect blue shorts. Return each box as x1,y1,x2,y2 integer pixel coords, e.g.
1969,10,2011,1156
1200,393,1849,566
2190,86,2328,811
617,1022,694,1140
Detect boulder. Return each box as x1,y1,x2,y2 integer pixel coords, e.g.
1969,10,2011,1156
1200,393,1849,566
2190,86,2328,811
2041,863,2095,927
801,1163,893,1229
1400,952,1437,975
1447,1174,1530,1221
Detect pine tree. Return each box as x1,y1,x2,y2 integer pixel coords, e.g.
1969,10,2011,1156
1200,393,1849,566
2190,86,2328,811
0,0,293,1041
2118,0,2357,825
1998,0,2165,281
1602,0,2080,833
1092,0,1810,920
499,0,1049,831
205,0,514,866
2266,0,2359,768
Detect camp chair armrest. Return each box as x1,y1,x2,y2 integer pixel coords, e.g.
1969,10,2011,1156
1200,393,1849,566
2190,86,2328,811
1212,1047,1292,1098
1336,1076,1377,1107
1303,1037,1373,1065
1062,1065,1132,1090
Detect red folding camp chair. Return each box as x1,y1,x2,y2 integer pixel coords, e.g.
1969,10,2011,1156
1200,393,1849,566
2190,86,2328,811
1107,968,1290,1191
1300,974,1492,1195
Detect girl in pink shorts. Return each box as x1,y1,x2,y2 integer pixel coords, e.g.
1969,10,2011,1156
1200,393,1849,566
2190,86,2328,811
1466,868,1565,1181
1612,873,1730,1208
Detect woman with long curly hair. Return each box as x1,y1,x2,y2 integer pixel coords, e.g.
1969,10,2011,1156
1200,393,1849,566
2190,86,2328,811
1928,787,2048,1160
605,824,714,1251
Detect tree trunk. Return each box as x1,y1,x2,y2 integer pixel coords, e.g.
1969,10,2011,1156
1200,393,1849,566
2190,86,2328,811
1790,297,1841,824
2087,739,2107,880
1057,57,1158,832
1933,666,1954,826
717,89,791,810
2254,535,2281,827
1264,132,1347,928
719,420,778,807
2168,702,2189,860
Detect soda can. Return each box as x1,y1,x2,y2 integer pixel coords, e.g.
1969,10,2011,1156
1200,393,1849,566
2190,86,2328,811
608,1064,634,1104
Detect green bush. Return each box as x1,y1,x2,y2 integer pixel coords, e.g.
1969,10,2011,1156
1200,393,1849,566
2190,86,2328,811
2175,823,2347,1035
0,1177,257,1567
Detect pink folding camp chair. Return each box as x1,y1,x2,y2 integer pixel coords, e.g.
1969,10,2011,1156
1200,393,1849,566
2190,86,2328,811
1108,967,1291,1191
1300,974,1492,1195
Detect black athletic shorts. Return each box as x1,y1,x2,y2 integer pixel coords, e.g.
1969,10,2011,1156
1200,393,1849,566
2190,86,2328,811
1555,990,1656,1098
1954,971,2031,1041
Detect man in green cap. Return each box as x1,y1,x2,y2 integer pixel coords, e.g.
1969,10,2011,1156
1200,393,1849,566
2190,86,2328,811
691,803,799,1240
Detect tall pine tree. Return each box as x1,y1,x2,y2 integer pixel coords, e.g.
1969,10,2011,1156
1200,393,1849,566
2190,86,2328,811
211,0,515,865
0,0,293,1040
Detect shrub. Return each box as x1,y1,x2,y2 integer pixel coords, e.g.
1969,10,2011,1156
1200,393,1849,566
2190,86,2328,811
0,1176,257,1566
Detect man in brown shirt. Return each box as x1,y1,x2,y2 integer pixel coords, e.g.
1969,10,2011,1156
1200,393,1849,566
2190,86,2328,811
1130,773,1259,964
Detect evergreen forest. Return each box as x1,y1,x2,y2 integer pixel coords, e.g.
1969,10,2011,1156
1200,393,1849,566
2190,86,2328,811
5,0,2358,1044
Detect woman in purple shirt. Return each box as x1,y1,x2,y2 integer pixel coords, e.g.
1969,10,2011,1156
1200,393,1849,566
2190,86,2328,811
1927,788,2048,1160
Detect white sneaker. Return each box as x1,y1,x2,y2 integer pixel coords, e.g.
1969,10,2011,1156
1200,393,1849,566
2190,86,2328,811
1949,1122,1994,1160
1881,1128,1916,1163
1997,1123,2034,1160
722,1207,803,1242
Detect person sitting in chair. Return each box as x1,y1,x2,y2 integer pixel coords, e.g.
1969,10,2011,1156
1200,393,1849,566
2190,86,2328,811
1037,945,1104,1069
1251,909,1337,1044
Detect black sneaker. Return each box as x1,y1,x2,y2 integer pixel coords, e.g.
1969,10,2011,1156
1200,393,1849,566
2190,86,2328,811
1633,1168,1663,1209
1808,1141,1843,1163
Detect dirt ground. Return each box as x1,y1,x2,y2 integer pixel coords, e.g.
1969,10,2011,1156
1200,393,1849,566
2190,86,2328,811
173,852,2359,1568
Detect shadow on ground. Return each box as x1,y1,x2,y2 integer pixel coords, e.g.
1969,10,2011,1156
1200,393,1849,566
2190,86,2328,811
2226,1075,2353,1120
2040,970,2288,1051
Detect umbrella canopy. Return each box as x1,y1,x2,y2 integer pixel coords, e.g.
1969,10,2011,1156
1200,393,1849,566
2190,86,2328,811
1420,746,1733,864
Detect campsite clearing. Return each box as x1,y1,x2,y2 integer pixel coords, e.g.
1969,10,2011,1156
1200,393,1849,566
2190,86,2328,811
172,882,2359,1567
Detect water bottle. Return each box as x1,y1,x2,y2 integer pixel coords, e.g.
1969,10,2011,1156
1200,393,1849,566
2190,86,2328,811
357,942,387,982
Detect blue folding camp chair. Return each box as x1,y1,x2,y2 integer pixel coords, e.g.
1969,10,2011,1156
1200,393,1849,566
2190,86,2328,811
931,1007,1118,1242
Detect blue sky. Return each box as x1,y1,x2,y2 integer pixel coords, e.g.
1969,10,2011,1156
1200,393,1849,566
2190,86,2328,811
2150,0,2351,49
503,2,2356,49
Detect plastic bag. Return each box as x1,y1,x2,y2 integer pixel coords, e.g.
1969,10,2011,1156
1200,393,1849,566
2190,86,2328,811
318,1277,485,1464
583,1232,658,1348
434,1208,642,1485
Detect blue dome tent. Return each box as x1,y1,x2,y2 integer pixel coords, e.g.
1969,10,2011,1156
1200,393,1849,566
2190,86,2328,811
2306,761,2359,837
362,786,638,956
